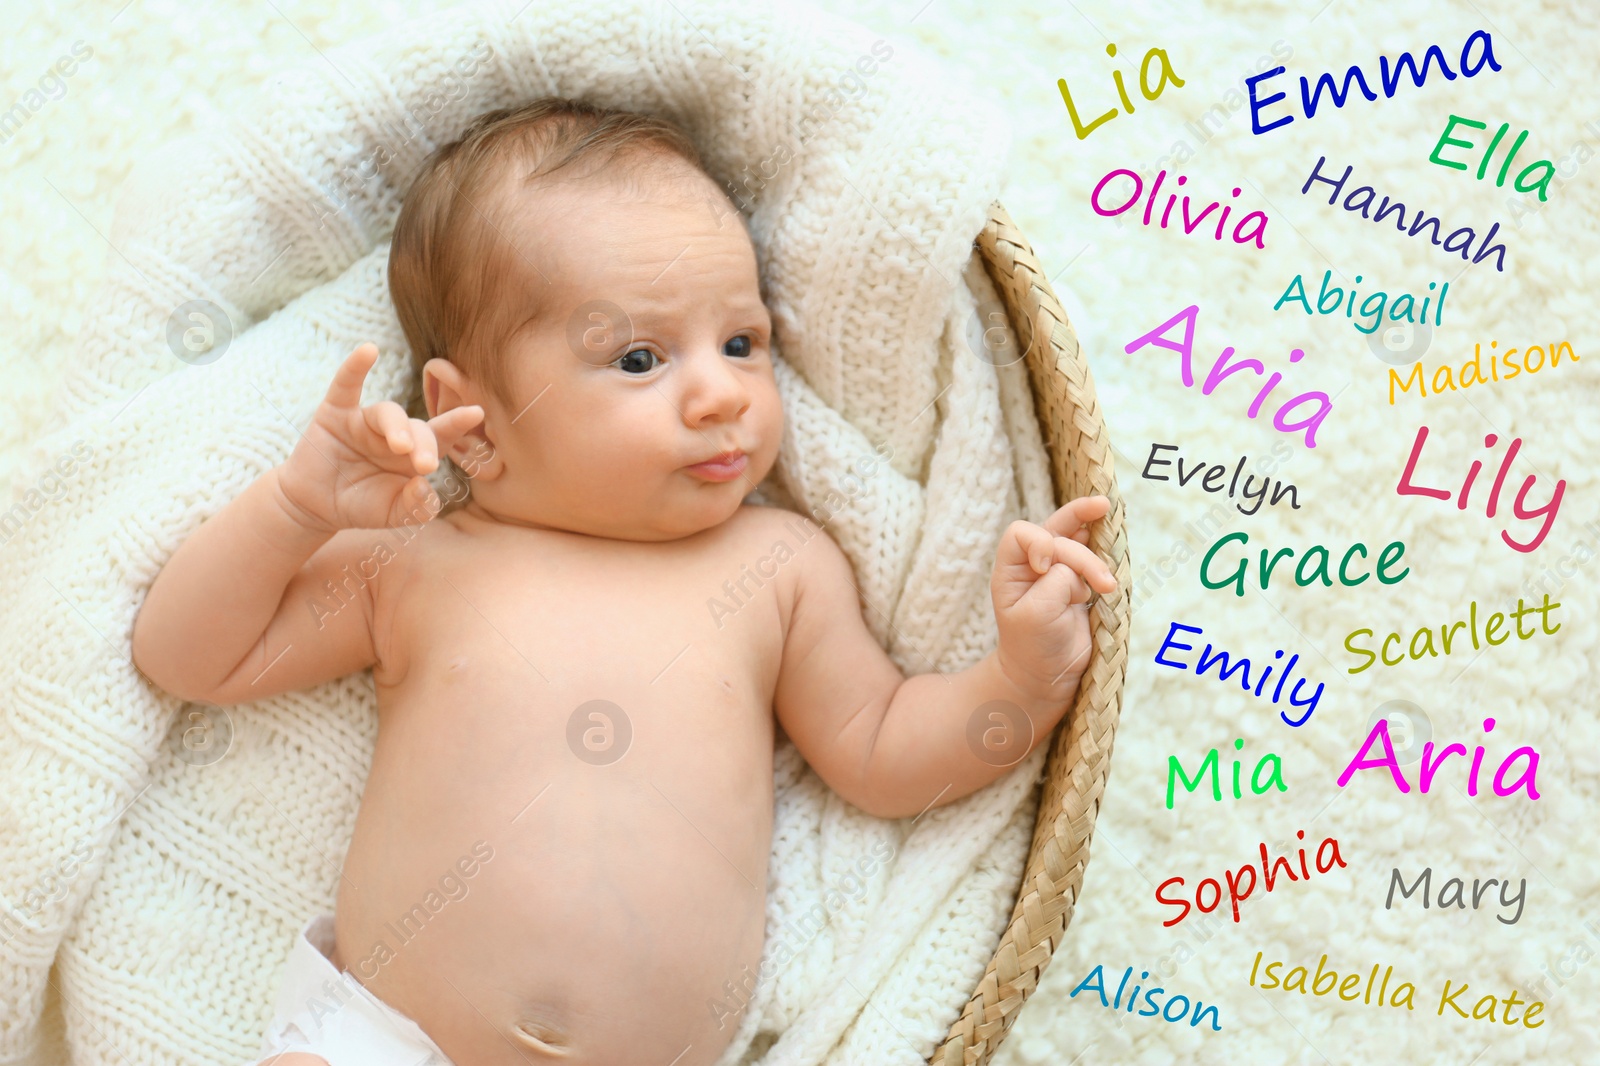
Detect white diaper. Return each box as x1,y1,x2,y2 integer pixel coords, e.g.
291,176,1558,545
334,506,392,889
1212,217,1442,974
252,913,454,1066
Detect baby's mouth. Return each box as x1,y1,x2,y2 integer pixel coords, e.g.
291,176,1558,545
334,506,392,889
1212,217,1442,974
684,449,748,482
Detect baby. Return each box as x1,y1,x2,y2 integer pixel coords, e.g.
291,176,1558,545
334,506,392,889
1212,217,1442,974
130,98,1115,1066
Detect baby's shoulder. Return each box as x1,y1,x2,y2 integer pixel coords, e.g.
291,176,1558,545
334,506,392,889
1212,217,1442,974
716,505,855,594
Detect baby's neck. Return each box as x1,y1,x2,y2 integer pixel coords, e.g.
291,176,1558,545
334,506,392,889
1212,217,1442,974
455,496,560,532
451,495,725,544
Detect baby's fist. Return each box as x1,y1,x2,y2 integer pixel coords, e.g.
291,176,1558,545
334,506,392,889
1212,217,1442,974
991,496,1116,701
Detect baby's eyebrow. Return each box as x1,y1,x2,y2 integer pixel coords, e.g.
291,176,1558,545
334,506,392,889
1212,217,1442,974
724,295,773,322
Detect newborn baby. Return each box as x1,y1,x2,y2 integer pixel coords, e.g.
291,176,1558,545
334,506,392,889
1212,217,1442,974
130,98,1115,1066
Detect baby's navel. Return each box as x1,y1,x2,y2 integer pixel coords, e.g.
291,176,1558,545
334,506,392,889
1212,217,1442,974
510,1017,573,1058
447,655,468,673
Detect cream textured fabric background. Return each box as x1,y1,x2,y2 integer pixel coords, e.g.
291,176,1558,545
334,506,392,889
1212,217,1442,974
2,1,1595,1065
0,1,1054,1064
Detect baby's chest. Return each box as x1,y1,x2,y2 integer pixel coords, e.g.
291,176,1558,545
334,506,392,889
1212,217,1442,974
388,539,788,709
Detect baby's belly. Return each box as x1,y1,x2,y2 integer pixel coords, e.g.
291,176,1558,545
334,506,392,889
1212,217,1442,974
335,662,775,1065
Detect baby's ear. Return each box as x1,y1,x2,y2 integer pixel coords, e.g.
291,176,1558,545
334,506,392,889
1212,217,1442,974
423,358,504,482
422,357,472,419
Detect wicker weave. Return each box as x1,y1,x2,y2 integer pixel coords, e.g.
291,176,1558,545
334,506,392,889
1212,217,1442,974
930,202,1132,1066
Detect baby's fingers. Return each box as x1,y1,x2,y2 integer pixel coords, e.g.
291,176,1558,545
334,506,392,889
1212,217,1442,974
362,401,416,455
405,418,440,474
1046,535,1118,595
1032,558,1090,609
361,405,443,475
1042,495,1111,540
392,475,442,525
322,343,379,409
999,521,1059,577
427,405,485,452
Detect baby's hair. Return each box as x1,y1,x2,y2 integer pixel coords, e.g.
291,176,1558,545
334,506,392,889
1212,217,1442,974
389,97,728,410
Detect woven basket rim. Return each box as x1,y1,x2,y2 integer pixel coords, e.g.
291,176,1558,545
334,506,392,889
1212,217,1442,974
929,201,1131,1066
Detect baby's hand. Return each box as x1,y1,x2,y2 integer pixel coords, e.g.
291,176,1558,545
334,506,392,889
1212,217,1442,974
991,495,1117,702
275,344,485,534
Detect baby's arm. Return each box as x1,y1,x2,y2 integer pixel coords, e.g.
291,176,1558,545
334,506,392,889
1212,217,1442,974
773,497,1115,819
131,344,482,706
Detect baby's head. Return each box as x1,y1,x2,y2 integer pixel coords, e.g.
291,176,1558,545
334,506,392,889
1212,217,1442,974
389,98,782,541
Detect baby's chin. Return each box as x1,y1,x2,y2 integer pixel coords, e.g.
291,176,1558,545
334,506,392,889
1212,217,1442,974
468,483,751,541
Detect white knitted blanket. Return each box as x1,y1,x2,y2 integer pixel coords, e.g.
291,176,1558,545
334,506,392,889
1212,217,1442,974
0,1,1059,1063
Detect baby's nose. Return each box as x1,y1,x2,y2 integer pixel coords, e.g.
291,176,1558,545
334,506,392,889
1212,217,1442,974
680,350,750,424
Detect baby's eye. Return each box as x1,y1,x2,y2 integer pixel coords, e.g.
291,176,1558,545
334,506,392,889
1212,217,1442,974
613,348,660,374
724,336,752,359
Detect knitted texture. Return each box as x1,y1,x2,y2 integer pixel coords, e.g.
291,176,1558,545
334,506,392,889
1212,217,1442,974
0,1,1056,1063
